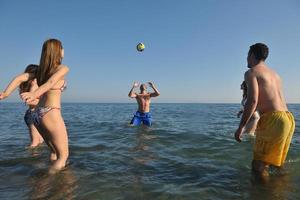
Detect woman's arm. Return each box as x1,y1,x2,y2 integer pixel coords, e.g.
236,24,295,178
20,65,69,103
0,73,31,100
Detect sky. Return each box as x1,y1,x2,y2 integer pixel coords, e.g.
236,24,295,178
0,0,299,103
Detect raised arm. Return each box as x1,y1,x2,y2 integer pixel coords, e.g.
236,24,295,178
0,73,32,100
148,82,160,98
128,82,139,98
235,71,258,142
21,65,69,103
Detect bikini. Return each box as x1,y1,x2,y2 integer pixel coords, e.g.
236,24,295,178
241,97,260,120
24,109,34,126
32,80,67,126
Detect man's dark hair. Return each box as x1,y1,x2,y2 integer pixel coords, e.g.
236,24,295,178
249,43,269,61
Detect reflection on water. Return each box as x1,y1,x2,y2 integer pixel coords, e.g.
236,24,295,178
131,127,157,165
249,173,295,200
28,168,77,200
0,103,299,199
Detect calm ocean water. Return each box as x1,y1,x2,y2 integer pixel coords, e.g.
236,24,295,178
0,103,299,200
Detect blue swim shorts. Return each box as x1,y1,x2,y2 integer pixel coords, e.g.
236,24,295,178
130,111,152,127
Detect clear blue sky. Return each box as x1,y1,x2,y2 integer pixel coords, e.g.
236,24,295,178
0,0,299,103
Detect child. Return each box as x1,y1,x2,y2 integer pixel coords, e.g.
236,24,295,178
0,64,44,148
237,81,260,136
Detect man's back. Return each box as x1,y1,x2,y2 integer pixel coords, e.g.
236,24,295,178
251,64,288,114
235,43,295,176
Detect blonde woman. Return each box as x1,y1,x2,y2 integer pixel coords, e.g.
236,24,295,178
21,39,69,173
0,64,44,147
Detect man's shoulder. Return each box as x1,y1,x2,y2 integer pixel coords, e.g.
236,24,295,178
244,68,256,77
245,65,266,76
136,93,151,97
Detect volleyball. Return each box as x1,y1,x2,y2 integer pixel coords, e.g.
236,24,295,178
136,43,145,52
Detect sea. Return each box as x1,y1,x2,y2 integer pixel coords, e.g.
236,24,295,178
0,103,299,200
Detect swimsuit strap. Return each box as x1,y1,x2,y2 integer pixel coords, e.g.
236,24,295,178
32,106,61,125
38,80,66,99
48,107,61,110
39,106,61,117
50,80,67,92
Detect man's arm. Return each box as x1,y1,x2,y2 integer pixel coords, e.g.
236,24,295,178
0,73,31,100
128,82,139,98
148,82,160,97
21,65,69,103
235,71,258,142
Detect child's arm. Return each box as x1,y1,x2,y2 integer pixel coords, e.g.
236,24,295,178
27,99,39,106
20,65,69,103
0,73,31,100
27,79,40,106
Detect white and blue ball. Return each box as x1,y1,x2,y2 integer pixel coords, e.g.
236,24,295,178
136,43,145,52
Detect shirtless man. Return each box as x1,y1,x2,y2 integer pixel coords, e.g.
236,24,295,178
234,43,295,177
128,82,160,126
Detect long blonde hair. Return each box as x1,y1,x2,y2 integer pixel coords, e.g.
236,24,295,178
37,39,63,85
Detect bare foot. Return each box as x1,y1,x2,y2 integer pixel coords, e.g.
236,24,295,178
26,143,41,149
48,159,67,174
50,153,57,162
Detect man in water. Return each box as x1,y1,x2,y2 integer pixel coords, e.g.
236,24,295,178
128,82,160,126
234,43,295,178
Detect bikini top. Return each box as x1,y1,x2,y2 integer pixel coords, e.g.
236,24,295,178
50,80,67,92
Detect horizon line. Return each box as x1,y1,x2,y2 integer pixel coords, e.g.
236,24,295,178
1,102,300,104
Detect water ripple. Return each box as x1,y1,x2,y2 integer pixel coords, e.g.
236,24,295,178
0,103,299,199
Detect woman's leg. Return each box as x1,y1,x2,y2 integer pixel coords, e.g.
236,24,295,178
35,123,57,161
40,109,69,172
28,124,44,147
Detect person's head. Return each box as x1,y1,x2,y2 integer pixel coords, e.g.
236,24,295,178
240,81,247,98
37,38,64,85
19,64,38,93
140,84,147,93
247,43,269,68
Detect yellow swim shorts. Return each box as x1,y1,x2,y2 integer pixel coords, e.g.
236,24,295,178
253,111,295,167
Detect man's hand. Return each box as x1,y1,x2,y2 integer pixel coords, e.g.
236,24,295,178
148,82,154,88
20,92,37,104
129,82,139,98
234,126,244,142
133,82,139,88
148,82,160,97
0,92,8,100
